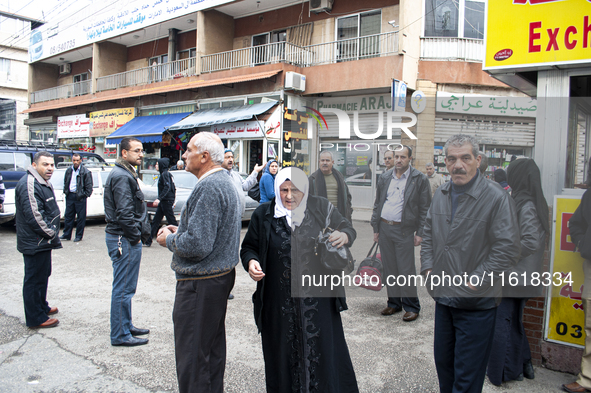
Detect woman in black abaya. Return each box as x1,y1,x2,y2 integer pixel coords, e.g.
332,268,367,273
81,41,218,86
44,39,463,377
240,167,359,393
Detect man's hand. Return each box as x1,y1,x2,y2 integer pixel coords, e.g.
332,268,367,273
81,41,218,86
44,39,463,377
248,259,265,281
253,163,265,173
164,225,178,234
328,231,349,248
414,235,423,246
422,269,432,277
153,199,160,207
373,233,379,243
156,225,176,247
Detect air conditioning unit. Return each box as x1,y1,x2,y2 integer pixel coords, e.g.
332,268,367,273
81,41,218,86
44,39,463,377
309,0,333,13
59,63,71,75
285,72,306,92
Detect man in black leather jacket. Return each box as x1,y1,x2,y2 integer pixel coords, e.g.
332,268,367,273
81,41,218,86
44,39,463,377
420,134,520,393
15,151,62,328
145,157,177,246
103,137,150,347
60,154,93,242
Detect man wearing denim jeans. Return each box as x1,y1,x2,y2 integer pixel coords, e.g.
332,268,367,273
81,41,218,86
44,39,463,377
104,137,150,347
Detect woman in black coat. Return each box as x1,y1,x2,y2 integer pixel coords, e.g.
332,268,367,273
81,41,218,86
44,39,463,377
487,158,548,385
240,167,359,393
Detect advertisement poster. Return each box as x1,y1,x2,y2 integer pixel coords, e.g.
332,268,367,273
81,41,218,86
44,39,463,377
57,114,90,139
282,108,310,174
546,195,585,348
484,0,591,70
89,108,136,137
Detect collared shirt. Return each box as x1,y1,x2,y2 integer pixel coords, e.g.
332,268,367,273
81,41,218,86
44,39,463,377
69,166,80,193
380,166,410,222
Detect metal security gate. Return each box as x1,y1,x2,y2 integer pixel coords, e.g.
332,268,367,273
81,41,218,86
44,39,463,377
434,114,536,146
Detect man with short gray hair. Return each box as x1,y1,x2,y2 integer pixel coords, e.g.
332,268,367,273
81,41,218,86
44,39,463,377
156,132,240,393
421,134,520,393
478,151,488,177
426,162,445,197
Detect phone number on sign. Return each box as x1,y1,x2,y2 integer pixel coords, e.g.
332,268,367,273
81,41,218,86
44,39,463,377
49,39,75,55
497,271,573,287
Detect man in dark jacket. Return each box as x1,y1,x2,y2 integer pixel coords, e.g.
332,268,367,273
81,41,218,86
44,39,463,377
420,134,520,393
371,145,431,321
104,137,150,347
15,151,62,328
309,151,353,222
60,153,93,242
564,162,591,393
145,157,177,246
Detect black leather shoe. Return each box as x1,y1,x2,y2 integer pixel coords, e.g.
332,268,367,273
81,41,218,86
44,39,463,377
130,327,150,336
59,235,70,240
112,337,149,347
228,293,235,300
73,238,82,242
523,360,535,379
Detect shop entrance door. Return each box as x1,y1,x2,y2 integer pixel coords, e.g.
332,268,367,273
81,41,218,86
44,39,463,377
247,140,264,173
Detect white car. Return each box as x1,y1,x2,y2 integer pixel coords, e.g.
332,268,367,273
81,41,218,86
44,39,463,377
49,166,114,220
0,188,16,224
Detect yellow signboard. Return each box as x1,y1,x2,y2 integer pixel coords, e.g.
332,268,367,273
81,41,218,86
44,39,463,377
484,0,591,70
89,108,135,137
546,196,585,347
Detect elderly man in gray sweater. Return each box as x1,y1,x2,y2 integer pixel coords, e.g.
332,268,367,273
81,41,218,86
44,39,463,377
156,132,240,393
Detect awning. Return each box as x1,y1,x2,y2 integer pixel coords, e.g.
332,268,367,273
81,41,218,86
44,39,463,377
106,112,191,144
167,101,277,131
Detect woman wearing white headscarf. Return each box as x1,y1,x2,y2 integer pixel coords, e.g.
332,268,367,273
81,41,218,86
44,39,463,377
241,167,359,393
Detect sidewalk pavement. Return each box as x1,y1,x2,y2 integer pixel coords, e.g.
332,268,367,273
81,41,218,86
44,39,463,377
0,220,577,392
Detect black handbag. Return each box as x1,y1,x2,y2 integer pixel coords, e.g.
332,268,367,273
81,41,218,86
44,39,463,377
314,204,355,274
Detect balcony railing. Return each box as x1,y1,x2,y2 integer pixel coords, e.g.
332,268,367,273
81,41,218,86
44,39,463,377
30,80,91,104
201,31,399,72
96,57,198,92
420,37,484,62
201,42,309,73
304,31,399,67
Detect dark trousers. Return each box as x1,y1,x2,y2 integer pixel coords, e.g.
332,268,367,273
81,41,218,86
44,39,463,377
23,250,52,327
379,221,420,312
149,199,177,241
173,269,235,393
62,193,87,240
434,303,497,393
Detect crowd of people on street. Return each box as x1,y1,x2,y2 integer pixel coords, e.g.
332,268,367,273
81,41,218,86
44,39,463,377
12,131,591,393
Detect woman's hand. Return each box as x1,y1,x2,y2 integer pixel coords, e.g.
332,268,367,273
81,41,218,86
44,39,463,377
248,259,265,281
328,230,349,248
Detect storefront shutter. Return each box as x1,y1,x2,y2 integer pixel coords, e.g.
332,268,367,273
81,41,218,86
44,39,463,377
434,114,536,146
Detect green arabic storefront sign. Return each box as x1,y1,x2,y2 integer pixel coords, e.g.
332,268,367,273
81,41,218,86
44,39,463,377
436,92,537,117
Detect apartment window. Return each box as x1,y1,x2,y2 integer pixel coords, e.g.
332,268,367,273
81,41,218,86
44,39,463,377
177,48,196,59
336,10,381,62
149,54,168,65
0,58,10,82
424,0,484,39
252,30,287,65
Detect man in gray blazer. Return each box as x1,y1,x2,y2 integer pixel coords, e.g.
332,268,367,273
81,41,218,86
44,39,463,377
371,145,431,322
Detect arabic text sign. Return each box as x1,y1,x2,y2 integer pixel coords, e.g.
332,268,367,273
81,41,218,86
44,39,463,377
29,0,235,63
211,121,264,138
436,92,537,117
89,108,136,137
316,94,392,113
546,196,585,348
484,0,591,70
57,114,90,139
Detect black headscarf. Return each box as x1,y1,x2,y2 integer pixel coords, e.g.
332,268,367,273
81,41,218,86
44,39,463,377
507,158,549,233
493,169,507,183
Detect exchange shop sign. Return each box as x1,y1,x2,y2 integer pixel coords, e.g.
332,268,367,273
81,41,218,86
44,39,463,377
89,108,135,137
57,114,90,139
484,0,591,71
545,196,585,348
